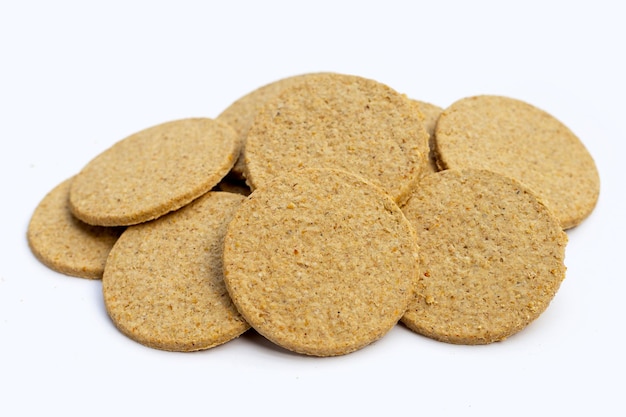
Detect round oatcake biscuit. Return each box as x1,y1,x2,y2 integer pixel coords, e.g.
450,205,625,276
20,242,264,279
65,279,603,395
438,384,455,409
243,73,429,205
222,168,418,356
411,99,443,173
217,73,325,179
102,191,249,352
27,177,123,279
434,95,600,229
69,118,240,227
400,169,568,344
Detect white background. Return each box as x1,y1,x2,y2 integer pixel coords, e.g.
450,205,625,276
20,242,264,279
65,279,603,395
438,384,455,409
1,1,624,416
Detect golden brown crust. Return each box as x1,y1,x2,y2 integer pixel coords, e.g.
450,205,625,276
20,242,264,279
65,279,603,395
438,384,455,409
27,177,123,279
69,118,240,226
102,192,249,352
400,169,568,344
223,168,418,356
434,95,600,229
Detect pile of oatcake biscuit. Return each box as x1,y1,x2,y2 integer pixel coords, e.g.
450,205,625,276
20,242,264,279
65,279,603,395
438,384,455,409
27,72,600,356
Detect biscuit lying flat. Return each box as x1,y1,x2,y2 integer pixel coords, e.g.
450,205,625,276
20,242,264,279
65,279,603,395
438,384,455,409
27,177,123,279
434,95,600,229
243,73,429,204
400,169,568,344
103,192,249,352
217,73,323,179
70,118,240,226
223,168,418,356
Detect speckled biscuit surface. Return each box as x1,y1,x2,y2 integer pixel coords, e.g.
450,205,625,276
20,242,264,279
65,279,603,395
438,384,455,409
102,191,249,352
400,169,568,344
411,99,443,173
223,168,418,356
69,118,240,226
243,73,429,204
434,95,600,229
217,73,323,179
27,177,123,279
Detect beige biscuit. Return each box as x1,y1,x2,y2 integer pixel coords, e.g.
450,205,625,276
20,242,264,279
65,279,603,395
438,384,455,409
222,168,418,356
69,118,240,227
217,73,325,179
411,99,443,173
434,95,600,229
400,169,568,344
102,191,249,352
27,177,123,279
243,73,429,205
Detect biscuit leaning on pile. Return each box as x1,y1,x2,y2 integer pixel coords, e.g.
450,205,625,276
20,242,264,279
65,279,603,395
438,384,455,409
27,72,600,356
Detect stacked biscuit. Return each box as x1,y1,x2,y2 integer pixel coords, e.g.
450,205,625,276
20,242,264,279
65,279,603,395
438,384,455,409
27,72,600,356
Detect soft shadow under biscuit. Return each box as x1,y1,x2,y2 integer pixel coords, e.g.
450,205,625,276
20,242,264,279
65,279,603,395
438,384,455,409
411,99,443,174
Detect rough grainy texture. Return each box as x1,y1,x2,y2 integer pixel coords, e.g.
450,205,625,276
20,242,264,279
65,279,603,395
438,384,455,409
27,177,123,279
69,118,240,227
102,192,249,352
243,73,429,205
411,99,443,173
400,169,568,344
217,73,324,179
434,95,600,229
223,168,418,356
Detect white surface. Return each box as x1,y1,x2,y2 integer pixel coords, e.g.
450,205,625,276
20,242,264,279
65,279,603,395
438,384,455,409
1,1,624,416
